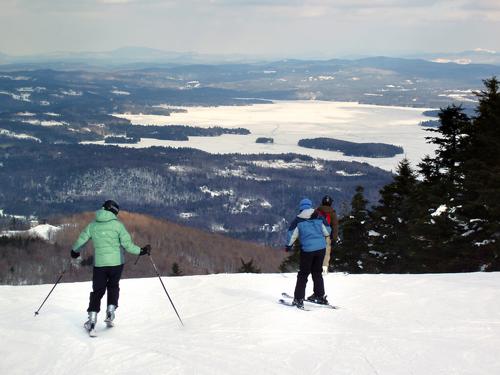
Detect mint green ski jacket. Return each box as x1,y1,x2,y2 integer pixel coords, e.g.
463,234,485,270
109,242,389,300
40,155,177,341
72,209,141,267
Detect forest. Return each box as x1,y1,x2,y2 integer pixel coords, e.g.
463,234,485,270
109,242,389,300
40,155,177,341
298,138,404,158
0,140,393,246
107,124,250,142
0,211,284,285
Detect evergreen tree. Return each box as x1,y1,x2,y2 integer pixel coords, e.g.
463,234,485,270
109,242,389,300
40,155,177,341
370,159,419,272
458,77,500,270
171,262,183,276
334,186,373,273
238,258,261,273
412,106,472,272
418,155,440,184
425,105,470,197
279,242,300,273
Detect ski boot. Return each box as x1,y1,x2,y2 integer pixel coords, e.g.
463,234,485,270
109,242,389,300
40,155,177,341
307,294,329,305
104,305,116,328
292,298,304,309
84,311,97,337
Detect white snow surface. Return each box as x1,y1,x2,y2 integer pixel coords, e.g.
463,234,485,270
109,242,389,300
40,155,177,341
1,272,499,375
100,100,436,171
21,119,67,126
431,204,448,217
336,170,365,177
0,128,41,142
111,90,131,96
0,224,61,241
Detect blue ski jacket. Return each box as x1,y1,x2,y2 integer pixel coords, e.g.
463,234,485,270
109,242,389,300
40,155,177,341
286,208,331,252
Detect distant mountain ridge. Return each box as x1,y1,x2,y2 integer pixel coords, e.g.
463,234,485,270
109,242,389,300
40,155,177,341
409,49,500,66
0,47,251,66
1,47,500,68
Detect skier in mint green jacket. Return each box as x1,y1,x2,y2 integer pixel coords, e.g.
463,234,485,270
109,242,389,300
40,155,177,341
71,200,151,335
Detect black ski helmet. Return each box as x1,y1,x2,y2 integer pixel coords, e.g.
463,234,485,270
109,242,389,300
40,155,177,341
102,200,120,215
321,195,333,206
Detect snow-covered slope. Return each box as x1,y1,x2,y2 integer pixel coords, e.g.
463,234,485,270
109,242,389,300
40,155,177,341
0,224,61,241
1,272,499,375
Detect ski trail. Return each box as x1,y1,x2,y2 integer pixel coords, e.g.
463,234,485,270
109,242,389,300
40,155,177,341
364,355,380,375
2,273,500,375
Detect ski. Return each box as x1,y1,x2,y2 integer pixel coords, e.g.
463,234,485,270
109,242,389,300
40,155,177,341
281,292,339,309
84,322,98,337
104,318,114,328
278,299,310,311
85,326,97,337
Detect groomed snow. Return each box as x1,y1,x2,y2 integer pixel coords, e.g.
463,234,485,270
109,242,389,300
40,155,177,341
99,100,436,171
1,272,499,374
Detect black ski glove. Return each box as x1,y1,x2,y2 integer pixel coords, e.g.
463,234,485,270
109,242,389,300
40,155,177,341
140,244,151,256
70,250,80,258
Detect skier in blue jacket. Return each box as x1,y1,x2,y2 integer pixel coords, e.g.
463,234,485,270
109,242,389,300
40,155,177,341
286,198,331,308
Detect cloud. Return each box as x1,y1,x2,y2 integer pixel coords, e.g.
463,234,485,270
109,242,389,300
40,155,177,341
98,0,135,4
461,0,500,10
0,0,498,56
5,0,500,18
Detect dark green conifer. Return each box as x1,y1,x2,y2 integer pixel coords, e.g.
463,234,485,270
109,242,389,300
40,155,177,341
370,159,419,272
334,186,372,273
238,258,261,273
171,262,183,276
458,77,500,270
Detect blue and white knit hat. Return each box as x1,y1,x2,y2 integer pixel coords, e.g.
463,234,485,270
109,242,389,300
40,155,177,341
299,198,313,211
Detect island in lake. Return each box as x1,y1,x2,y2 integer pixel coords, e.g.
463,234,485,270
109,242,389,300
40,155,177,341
298,137,404,158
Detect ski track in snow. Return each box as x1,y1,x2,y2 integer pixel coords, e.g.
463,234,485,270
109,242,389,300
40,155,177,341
1,272,500,375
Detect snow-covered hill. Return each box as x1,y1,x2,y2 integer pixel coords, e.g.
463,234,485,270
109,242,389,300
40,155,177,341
1,272,499,375
0,223,61,241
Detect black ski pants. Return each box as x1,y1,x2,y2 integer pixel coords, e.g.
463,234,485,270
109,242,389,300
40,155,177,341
294,249,326,300
87,265,124,313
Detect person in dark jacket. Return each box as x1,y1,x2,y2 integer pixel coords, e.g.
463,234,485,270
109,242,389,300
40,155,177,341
315,195,339,274
71,200,151,334
286,198,331,308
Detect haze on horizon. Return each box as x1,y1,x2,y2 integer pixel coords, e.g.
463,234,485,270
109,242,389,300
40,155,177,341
1,0,499,59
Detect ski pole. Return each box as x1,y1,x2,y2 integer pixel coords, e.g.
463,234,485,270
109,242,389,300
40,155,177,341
148,254,184,326
34,268,66,316
134,254,141,265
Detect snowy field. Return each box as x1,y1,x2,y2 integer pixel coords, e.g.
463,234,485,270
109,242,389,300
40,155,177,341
1,272,499,375
104,100,436,171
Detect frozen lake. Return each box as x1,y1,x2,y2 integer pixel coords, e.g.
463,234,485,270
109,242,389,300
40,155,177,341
103,100,436,171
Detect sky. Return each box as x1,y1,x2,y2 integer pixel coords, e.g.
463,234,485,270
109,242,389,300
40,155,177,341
1,0,499,58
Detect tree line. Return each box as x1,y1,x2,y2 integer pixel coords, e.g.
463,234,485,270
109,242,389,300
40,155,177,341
0,211,284,285
326,77,500,273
